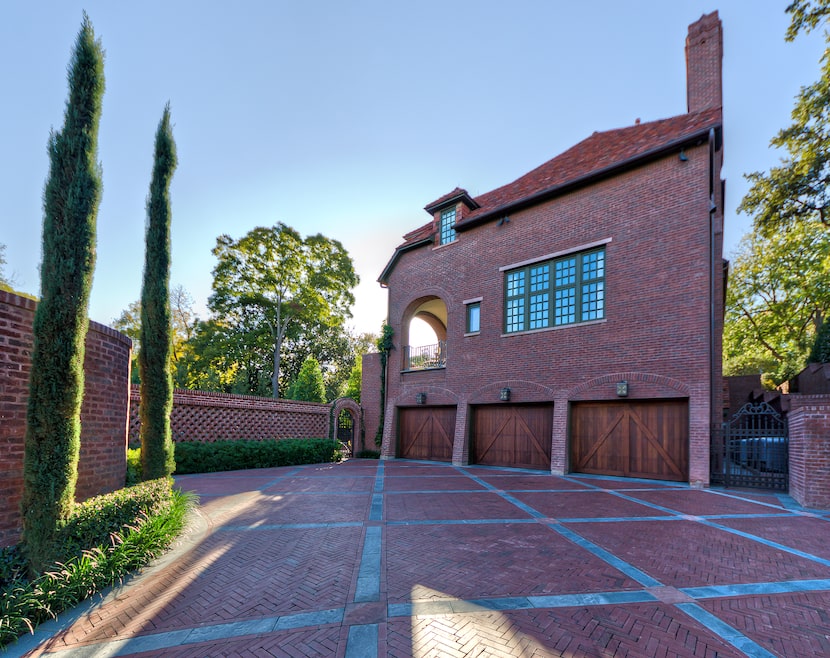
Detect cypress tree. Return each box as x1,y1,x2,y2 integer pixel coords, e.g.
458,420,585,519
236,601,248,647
22,15,105,574
290,356,327,402
139,105,177,480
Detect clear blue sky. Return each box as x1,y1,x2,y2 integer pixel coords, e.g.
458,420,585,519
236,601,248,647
1,1,826,337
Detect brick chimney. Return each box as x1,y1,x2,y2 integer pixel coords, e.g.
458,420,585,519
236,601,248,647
685,11,723,114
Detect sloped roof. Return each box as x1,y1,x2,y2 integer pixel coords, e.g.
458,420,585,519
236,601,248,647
379,106,722,283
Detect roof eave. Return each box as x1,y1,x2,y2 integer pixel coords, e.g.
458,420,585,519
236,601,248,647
378,237,434,285
455,124,722,232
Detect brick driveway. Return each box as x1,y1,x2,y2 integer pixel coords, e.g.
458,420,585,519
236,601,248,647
12,460,830,657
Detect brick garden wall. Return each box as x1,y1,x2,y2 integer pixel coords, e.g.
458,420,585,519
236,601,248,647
788,394,830,509
361,352,382,451
0,290,132,547
128,386,330,443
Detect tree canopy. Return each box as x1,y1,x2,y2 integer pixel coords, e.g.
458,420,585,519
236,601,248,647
739,38,830,234
208,223,358,397
786,0,830,40
287,356,326,402
724,219,830,382
113,284,196,386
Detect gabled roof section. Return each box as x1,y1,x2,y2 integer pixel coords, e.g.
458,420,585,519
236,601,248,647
424,187,480,215
379,106,721,284
455,106,721,231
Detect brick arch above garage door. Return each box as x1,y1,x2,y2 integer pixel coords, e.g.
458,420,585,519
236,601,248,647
570,399,688,482
569,372,690,401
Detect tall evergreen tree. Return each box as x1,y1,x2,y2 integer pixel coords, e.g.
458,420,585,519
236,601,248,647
287,356,327,402
21,15,105,574
139,105,177,480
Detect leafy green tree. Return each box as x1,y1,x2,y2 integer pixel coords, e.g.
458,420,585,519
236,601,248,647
344,358,362,402
113,284,196,386
724,221,830,383
287,356,326,402
138,106,177,480
809,316,830,362
741,4,830,235
786,0,830,40
209,223,358,397
22,15,105,574
178,314,273,395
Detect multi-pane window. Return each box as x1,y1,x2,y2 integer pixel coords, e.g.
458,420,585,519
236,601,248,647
439,207,457,245
505,270,526,332
466,302,481,333
504,248,604,333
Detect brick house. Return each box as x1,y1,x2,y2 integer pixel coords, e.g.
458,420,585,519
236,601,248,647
375,12,724,487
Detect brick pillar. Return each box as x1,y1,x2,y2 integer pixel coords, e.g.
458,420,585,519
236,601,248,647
788,395,830,509
550,396,568,475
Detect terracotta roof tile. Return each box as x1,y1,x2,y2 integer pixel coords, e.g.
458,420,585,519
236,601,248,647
396,107,721,249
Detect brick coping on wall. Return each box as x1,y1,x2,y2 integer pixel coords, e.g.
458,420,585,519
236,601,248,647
0,289,132,349
130,385,330,412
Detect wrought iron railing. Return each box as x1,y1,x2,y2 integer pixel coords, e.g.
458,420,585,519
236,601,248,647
404,341,447,371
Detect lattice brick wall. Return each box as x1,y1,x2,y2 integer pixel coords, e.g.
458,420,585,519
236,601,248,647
129,387,330,443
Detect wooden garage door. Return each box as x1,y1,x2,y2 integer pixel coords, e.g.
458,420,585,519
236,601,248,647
398,407,456,461
570,400,688,481
472,404,552,470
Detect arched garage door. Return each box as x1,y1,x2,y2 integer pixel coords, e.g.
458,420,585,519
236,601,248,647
570,399,688,482
472,404,553,470
398,407,456,461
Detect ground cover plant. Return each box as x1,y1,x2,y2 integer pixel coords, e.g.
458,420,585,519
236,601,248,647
0,478,194,648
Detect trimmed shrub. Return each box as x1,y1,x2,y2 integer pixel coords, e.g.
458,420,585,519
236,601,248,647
54,478,175,562
0,482,193,647
173,438,341,474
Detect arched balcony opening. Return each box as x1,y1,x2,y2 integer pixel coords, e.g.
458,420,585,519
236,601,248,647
402,297,447,371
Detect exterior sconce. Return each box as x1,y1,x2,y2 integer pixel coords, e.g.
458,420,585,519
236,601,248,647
499,387,511,402
679,149,688,162
416,392,427,405
616,381,629,397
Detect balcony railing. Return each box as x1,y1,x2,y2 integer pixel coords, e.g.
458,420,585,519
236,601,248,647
404,341,446,371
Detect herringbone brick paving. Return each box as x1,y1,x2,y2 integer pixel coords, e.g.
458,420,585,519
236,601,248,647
385,523,640,603
572,519,830,587
388,604,746,658
14,460,830,657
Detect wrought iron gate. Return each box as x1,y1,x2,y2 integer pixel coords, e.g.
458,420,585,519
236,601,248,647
711,402,788,490
337,410,354,452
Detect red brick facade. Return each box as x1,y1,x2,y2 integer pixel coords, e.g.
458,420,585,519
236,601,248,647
361,352,383,450
375,13,725,487
788,395,830,509
0,290,132,547
128,386,330,444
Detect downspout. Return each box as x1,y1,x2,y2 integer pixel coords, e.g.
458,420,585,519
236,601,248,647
708,127,717,475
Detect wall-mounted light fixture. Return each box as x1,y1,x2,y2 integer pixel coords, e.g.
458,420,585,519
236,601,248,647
616,381,629,397
679,149,688,162
499,387,511,402
416,392,427,405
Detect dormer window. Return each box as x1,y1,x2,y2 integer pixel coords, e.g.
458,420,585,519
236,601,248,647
439,207,457,245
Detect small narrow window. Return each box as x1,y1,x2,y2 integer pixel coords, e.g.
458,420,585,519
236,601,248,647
439,207,457,245
466,302,481,334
